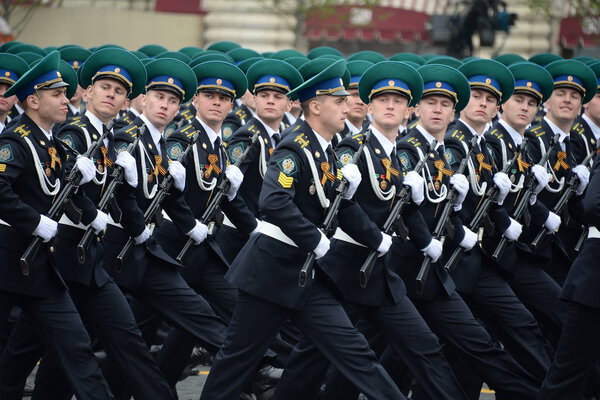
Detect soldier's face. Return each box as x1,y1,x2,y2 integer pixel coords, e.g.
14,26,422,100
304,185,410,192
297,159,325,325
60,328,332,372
194,91,234,125
315,95,348,134
416,95,455,136
0,83,17,115
143,89,181,131
290,99,301,114
70,84,84,104
460,88,499,128
31,88,69,124
346,89,368,123
584,92,600,127
368,93,409,131
86,79,129,120
546,87,582,124
501,93,539,132
254,89,288,124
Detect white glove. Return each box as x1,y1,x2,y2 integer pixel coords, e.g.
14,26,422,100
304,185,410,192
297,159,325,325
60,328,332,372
544,211,561,233
341,164,361,200
459,226,478,250
90,210,108,234
503,217,522,241
33,215,58,243
403,170,425,205
572,164,590,195
531,164,549,194
450,174,469,211
186,220,208,245
168,161,186,192
421,238,443,263
134,227,151,244
75,156,96,185
116,151,138,187
493,172,511,205
377,232,392,257
313,231,330,260
251,219,263,236
225,165,243,201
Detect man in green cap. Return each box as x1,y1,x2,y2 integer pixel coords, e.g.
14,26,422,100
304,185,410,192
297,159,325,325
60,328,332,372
0,53,28,133
58,45,92,120
396,63,540,399
0,51,113,400
571,61,600,165
200,58,407,400
337,60,372,141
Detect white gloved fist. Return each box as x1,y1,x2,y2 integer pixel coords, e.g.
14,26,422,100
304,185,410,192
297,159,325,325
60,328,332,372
116,151,138,187
421,238,443,263
377,232,392,257
531,164,549,194
186,220,208,245
225,165,243,200
493,172,511,205
168,161,186,192
341,164,362,200
75,156,96,185
403,170,425,205
450,174,469,211
134,226,151,245
90,210,108,234
503,217,522,241
313,231,330,260
459,226,478,250
544,211,561,233
34,215,58,243
572,164,590,195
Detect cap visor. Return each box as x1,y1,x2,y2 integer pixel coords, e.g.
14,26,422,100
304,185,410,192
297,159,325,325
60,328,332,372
329,89,349,96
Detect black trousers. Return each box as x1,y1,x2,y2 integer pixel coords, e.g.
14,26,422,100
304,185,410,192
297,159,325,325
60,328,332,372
199,281,406,400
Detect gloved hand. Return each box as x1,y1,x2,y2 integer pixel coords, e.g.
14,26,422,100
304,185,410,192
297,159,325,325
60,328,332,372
34,215,58,243
403,170,425,205
313,231,330,260
450,174,469,211
134,226,151,245
90,210,108,234
544,211,561,233
186,220,209,245
225,165,244,200
459,226,478,250
168,161,186,192
251,219,263,236
421,238,443,263
75,156,96,185
503,217,522,241
341,164,362,200
531,164,549,194
116,151,138,187
493,172,511,205
377,232,392,257
572,164,590,195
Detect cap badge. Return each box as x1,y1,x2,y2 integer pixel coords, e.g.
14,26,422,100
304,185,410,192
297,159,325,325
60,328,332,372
115,67,121,73
4,72,9,77
527,81,532,87
435,82,442,88
485,78,491,84
567,75,573,81
389,80,395,86
269,77,276,83
168,77,174,84
216,78,222,85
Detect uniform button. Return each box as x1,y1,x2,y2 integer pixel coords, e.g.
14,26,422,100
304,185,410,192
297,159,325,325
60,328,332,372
49,246,54,253
97,237,101,242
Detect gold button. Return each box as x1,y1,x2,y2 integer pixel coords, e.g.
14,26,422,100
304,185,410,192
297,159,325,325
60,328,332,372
49,246,54,253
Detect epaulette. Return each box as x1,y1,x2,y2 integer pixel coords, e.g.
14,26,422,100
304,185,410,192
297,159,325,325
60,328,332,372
248,124,260,134
408,119,419,129
292,124,301,132
293,132,310,148
530,125,546,137
449,129,465,141
124,124,140,138
179,108,194,121
68,116,87,128
350,132,364,145
572,122,585,136
489,128,502,139
179,123,197,138
234,108,247,119
13,124,30,137
406,136,422,148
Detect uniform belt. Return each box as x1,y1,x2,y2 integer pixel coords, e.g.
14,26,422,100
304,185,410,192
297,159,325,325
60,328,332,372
588,226,600,239
107,214,124,229
222,214,237,229
260,221,298,247
332,228,366,247
58,214,87,230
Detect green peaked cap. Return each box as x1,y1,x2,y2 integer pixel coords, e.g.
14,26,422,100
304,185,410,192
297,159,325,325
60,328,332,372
145,58,197,103
192,60,247,100
508,62,554,103
458,58,515,104
545,59,598,104
417,64,471,111
358,61,423,106
246,59,303,95
4,51,68,102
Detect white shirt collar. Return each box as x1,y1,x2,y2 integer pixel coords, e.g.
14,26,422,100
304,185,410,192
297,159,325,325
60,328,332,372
140,113,164,153
85,110,106,136
459,118,485,143
369,124,396,158
284,111,297,125
0,120,5,133
39,125,52,140
543,116,569,145
255,115,278,138
15,103,24,115
344,119,362,135
130,107,141,117
582,114,600,141
416,124,444,149
498,119,523,146
68,103,79,115
196,116,219,147
312,129,332,160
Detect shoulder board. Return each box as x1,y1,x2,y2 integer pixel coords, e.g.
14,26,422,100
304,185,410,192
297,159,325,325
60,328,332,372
68,116,87,128
530,125,546,137
293,133,310,148
450,129,465,141
248,124,260,134
124,124,140,138
489,128,502,139
406,136,422,148
351,133,364,145
180,109,193,120
572,122,585,136
235,109,247,119
180,124,195,135
14,124,30,137
408,119,419,129
292,124,301,132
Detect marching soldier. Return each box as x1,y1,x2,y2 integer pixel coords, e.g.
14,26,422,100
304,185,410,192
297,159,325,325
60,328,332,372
200,59,407,400
58,45,91,119
570,62,600,166
336,60,372,141
0,54,28,133
221,87,257,143
0,51,113,400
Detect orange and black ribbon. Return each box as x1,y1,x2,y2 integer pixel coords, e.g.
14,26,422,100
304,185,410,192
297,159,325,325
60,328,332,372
100,146,113,167
476,153,493,173
516,154,530,172
47,147,61,170
553,151,569,171
381,158,399,180
205,154,221,178
320,162,336,185
434,160,453,181
153,155,167,178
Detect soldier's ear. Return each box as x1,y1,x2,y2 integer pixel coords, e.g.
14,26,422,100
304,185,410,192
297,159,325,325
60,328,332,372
309,98,320,116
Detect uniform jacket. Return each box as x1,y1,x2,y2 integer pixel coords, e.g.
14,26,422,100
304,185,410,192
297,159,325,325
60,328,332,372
221,104,253,143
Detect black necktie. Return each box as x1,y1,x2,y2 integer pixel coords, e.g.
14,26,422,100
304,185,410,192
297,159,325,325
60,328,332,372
272,132,281,146
326,144,335,163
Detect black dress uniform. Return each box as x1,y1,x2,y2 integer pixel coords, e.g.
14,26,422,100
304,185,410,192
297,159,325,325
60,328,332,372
171,102,196,129
112,108,139,132
200,114,406,400
221,103,254,143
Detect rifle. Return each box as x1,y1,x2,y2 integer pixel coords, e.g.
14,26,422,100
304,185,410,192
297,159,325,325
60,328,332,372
76,125,145,264
415,136,478,294
492,133,560,261
20,121,112,275
359,141,434,288
298,129,373,287
530,144,596,250
444,137,528,272
116,129,200,268
176,130,261,263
